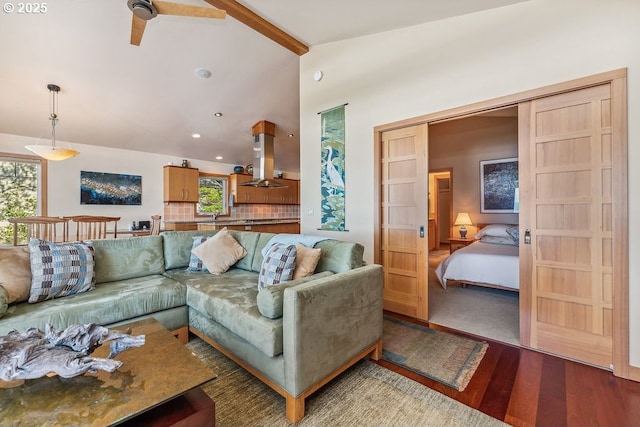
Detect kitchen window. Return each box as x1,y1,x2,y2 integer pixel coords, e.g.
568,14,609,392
197,173,228,216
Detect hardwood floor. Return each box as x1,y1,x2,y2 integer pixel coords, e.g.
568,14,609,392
378,311,640,427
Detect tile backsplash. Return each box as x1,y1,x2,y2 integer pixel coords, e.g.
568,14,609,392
164,203,299,222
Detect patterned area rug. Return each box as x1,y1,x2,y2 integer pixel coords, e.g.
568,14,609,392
383,316,488,391
186,338,506,427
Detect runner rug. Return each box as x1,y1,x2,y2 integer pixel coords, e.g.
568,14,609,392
383,316,488,391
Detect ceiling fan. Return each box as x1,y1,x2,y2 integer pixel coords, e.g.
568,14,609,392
127,0,226,46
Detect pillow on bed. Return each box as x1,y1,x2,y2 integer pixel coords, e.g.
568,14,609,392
506,225,519,245
480,235,517,246
474,224,513,239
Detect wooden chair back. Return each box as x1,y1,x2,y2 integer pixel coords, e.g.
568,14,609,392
7,216,70,246
150,215,162,236
68,215,121,240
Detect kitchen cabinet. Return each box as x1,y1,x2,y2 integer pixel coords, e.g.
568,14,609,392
164,166,199,203
164,222,198,231
229,174,299,205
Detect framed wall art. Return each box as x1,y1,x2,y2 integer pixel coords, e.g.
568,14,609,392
80,171,142,205
480,158,518,213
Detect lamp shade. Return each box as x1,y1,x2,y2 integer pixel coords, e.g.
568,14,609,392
25,145,79,161
454,212,472,226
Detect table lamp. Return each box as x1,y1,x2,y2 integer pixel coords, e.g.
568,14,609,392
454,212,472,238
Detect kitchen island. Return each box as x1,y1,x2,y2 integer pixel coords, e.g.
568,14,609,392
164,218,300,234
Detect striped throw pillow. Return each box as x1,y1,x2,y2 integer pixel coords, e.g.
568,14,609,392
258,243,297,290
28,239,96,303
188,236,210,272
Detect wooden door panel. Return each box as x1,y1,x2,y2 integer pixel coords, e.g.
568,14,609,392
536,266,592,298
380,125,428,320
536,204,591,230
522,83,614,368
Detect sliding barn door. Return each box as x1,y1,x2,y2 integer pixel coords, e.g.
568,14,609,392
380,125,429,320
519,84,615,368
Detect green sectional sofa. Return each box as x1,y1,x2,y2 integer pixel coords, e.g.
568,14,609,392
0,230,383,423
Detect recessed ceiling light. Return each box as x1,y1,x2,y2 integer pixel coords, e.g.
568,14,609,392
214,112,222,117
215,156,223,160
191,133,201,139
195,68,211,79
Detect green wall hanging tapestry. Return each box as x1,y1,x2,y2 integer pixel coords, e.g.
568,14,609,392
320,104,346,231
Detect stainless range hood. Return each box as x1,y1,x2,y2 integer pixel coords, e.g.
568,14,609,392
241,120,286,188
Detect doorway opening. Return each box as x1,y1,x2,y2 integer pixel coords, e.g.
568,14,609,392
426,106,520,346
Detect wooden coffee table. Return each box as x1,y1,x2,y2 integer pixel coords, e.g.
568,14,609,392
0,318,216,426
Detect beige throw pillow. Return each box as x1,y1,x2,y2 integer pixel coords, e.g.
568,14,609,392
293,244,321,279
191,228,247,275
0,246,32,304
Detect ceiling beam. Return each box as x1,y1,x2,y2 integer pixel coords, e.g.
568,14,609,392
203,0,309,56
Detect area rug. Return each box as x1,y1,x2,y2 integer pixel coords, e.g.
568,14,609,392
186,339,506,427
382,316,488,391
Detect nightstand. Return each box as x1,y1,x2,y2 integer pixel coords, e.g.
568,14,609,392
448,237,475,254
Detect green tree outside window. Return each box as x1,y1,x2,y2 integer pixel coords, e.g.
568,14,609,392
0,160,39,245
198,175,227,215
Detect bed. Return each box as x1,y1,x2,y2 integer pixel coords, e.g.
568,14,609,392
435,223,520,291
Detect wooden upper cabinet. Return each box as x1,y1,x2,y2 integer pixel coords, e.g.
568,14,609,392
163,166,199,203
229,174,299,205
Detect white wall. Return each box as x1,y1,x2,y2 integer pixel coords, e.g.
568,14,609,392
299,0,640,365
0,133,237,229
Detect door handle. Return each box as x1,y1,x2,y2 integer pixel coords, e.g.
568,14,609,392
419,226,424,238
524,229,531,245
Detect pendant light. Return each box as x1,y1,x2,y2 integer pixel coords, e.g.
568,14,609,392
25,84,79,161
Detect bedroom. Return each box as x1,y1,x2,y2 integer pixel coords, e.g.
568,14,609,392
427,106,520,345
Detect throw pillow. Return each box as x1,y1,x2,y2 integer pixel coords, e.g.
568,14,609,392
0,285,8,318
480,235,517,246
506,225,520,245
258,243,297,291
187,236,210,272
293,243,321,279
474,223,512,239
0,246,32,303
28,239,96,303
190,228,247,275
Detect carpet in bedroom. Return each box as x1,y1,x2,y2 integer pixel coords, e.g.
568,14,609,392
428,248,520,346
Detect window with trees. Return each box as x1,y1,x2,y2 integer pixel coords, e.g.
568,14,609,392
0,155,44,245
198,173,228,216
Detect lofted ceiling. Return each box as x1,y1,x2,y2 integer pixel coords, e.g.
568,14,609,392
0,0,529,173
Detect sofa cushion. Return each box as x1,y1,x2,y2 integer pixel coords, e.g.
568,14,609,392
91,235,165,284
293,244,322,279
185,269,283,357
162,230,219,270
28,239,96,303
257,271,334,319
0,274,186,336
227,230,261,271
161,230,260,271
258,243,296,290
314,240,365,273
0,246,32,303
187,236,210,272
251,233,276,272
191,228,247,275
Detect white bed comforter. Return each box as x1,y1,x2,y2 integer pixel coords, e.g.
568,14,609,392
435,241,519,290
